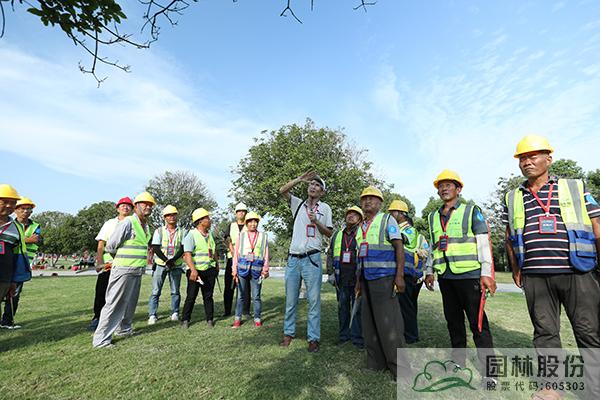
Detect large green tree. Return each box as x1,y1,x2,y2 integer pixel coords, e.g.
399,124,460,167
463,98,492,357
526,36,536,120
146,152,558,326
230,119,390,238
35,210,77,265
145,170,217,231
71,201,117,252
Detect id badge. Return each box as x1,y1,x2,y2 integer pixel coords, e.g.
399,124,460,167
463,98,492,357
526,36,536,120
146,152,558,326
358,242,369,258
438,235,449,252
167,246,175,257
0,241,5,255
341,251,351,264
246,252,255,262
539,215,557,234
306,224,316,238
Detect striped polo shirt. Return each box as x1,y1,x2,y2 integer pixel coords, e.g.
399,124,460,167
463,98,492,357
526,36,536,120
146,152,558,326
502,177,600,274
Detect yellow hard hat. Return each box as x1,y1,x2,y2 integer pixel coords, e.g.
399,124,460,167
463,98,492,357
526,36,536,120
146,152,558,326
235,202,248,212
360,186,384,201
162,205,178,216
244,211,261,223
433,170,464,189
388,199,409,213
345,206,364,219
0,184,20,200
514,134,554,158
16,197,36,208
192,208,210,223
133,191,156,205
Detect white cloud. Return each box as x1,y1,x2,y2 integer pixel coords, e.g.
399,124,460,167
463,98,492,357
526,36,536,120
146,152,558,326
371,64,402,120
0,43,264,206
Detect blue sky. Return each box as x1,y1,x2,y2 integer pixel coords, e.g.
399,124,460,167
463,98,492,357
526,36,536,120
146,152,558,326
1,0,600,216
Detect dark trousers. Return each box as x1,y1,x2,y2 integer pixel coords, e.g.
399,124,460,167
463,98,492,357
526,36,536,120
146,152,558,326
397,276,423,344
336,285,363,345
1,282,24,325
438,278,494,369
93,270,111,320
523,272,600,397
182,268,217,322
224,258,250,315
361,275,411,377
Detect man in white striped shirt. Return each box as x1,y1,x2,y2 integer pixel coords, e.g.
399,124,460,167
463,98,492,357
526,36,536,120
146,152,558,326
504,135,600,399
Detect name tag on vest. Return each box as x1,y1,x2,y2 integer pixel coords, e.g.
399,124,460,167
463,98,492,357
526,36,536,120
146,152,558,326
246,252,255,262
539,215,557,234
358,242,369,258
167,246,174,257
438,235,449,252
342,251,352,264
306,224,316,238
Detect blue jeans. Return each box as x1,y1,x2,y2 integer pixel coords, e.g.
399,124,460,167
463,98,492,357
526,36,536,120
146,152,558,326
337,285,363,346
148,265,183,316
235,275,262,320
283,253,322,342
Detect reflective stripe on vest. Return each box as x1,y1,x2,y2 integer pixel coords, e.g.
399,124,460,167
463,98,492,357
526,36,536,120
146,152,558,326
227,222,246,258
355,212,397,281
155,226,184,267
506,179,597,271
191,229,216,271
429,203,480,275
113,216,151,267
237,231,266,279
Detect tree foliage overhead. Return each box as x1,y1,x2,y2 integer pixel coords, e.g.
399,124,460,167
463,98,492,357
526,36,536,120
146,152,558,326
1,0,376,84
145,170,217,231
230,119,390,237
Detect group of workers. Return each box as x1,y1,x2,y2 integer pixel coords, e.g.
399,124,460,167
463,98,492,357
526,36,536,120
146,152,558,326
1,134,599,398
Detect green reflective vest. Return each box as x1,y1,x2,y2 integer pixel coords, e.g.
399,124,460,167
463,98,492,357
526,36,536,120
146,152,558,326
355,212,397,280
428,203,479,275
17,220,40,262
505,178,596,271
227,222,246,258
191,229,216,271
112,216,151,268
154,226,184,267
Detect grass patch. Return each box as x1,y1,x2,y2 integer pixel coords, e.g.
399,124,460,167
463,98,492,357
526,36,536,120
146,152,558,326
0,276,576,399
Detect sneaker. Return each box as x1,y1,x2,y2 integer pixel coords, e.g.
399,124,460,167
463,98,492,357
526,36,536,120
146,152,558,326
181,320,189,329
280,335,293,347
114,330,136,338
308,341,320,353
170,313,179,322
232,319,241,329
148,315,157,325
7,324,22,330
254,320,262,327
207,320,215,328
87,318,99,331
0,323,11,329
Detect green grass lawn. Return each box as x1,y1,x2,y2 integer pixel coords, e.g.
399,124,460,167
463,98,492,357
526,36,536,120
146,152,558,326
0,276,577,400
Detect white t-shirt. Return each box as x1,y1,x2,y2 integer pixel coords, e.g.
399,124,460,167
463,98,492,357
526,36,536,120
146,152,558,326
289,195,333,254
95,217,120,242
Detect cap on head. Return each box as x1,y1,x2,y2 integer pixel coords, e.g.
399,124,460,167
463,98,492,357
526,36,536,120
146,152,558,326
0,184,20,200
162,205,178,216
116,197,134,208
16,197,36,209
433,170,464,189
360,186,384,201
244,211,261,224
345,206,364,220
388,199,409,213
312,175,326,191
235,202,248,212
192,208,210,223
133,192,156,205
514,134,554,158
